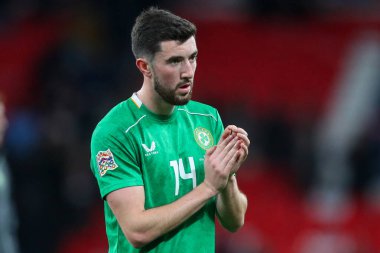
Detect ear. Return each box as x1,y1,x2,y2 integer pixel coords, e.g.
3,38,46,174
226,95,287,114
136,58,152,78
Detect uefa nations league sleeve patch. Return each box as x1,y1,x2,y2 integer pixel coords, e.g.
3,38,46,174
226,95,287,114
96,149,119,176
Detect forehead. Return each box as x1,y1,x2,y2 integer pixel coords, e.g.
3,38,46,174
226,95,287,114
156,36,197,59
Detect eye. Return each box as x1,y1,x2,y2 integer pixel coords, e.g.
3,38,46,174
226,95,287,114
171,59,181,64
189,55,197,63
168,57,182,65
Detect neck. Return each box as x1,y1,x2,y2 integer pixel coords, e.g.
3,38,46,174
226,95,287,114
137,86,175,116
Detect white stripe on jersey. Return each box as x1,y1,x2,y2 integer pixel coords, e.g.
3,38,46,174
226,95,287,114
125,115,147,134
177,108,217,122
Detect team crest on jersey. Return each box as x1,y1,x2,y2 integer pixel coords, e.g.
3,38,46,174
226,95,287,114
96,149,118,176
194,127,214,150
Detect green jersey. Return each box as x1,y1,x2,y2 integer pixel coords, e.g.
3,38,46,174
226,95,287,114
90,93,224,253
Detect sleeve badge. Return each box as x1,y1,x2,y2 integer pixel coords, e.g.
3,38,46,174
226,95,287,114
96,149,119,176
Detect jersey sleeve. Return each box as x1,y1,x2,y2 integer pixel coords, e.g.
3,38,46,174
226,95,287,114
90,126,143,199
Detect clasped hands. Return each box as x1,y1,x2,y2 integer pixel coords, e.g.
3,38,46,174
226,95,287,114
204,125,250,194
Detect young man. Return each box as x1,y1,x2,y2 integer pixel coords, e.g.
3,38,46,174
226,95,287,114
90,7,250,252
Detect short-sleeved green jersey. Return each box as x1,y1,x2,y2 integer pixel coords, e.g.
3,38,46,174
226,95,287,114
90,93,224,253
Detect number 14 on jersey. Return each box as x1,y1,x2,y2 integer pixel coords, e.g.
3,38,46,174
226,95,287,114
170,157,197,196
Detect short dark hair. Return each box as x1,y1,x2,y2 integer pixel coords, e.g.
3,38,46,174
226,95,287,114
131,7,197,61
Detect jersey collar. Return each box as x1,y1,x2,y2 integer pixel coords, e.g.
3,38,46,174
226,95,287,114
130,92,178,122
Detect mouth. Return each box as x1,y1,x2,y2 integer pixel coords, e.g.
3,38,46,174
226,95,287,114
179,83,190,88
177,82,192,91
177,82,193,89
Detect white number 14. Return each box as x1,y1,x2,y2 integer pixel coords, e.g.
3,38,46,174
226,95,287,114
170,157,197,196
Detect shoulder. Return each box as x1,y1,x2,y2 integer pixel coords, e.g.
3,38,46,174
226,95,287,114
177,100,220,122
91,99,142,141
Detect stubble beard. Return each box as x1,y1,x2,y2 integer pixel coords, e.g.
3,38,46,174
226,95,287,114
153,76,193,106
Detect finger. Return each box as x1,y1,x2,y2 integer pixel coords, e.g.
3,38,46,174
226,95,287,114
225,125,238,134
218,136,239,160
220,138,240,166
237,133,250,147
215,133,234,154
227,126,247,136
224,149,241,173
237,145,248,164
239,143,249,157
231,148,246,174
220,128,233,142
219,125,237,144
235,127,248,136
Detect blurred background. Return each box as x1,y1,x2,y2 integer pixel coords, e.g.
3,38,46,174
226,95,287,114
1,0,380,252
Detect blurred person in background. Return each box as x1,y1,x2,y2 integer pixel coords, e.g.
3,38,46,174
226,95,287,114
90,7,250,252
0,94,19,253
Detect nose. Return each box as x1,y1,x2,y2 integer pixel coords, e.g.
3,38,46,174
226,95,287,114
180,60,195,79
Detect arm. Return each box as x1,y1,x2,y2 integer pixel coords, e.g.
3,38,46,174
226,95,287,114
216,125,250,232
216,175,248,232
107,134,241,248
107,183,215,248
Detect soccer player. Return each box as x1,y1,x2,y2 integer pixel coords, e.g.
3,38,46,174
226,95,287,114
90,7,250,252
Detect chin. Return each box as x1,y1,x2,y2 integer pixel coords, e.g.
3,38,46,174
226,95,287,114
174,94,192,105
174,98,190,106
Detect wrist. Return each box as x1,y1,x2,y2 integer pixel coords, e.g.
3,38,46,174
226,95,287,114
201,181,219,197
220,174,237,194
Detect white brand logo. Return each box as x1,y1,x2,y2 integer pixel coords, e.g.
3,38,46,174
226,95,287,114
142,141,156,152
142,141,158,156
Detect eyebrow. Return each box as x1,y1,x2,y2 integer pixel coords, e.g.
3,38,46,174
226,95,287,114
166,51,198,63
